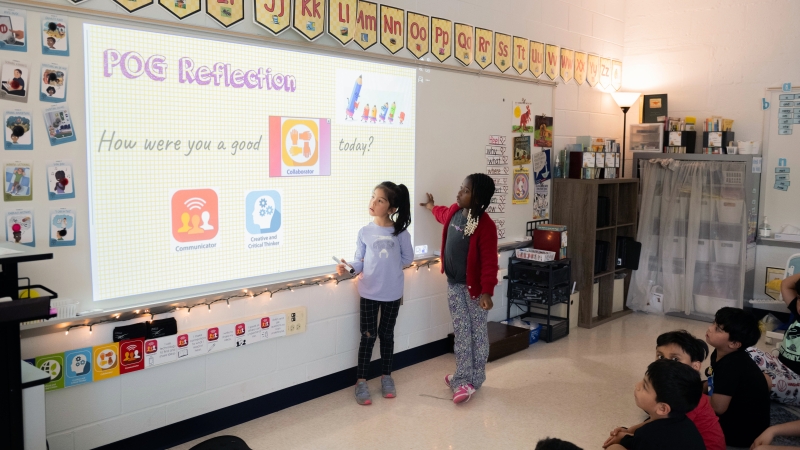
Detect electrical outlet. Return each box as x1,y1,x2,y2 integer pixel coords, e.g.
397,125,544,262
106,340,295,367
414,245,428,255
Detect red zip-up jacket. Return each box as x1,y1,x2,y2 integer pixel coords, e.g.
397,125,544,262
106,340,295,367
433,203,499,299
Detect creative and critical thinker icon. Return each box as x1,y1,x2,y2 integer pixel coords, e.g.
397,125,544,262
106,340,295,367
69,353,90,376
171,188,219,243
246,190,282,234
269,117,330,177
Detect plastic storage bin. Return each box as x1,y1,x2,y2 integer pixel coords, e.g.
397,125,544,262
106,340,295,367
716,199,744,224
714,240,741,264
696,239,712,262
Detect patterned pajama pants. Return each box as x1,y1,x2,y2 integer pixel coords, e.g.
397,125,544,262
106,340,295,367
747,347,800,405
448,283,489,391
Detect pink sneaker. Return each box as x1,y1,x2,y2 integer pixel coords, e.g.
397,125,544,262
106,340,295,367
444,374,453,388
452,384,476,404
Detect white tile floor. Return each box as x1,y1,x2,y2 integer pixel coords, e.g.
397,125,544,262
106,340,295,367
170,312,749,450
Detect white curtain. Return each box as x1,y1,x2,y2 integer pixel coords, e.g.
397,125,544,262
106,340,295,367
627,159,746,317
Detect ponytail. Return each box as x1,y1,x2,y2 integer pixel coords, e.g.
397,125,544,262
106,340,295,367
376,181,411,236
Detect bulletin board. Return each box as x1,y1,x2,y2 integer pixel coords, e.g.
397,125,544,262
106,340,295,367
760,87,800,231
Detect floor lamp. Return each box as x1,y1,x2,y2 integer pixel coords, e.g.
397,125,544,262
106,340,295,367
611,92,641,178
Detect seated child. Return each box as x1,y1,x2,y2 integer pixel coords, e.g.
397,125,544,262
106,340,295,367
747,272,800,406
604,330,725,450
535,438,583,450
605,359,705,450
706,307,771,448
752,420,800,449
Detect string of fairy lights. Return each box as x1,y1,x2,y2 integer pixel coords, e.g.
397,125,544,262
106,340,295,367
63,259,442,336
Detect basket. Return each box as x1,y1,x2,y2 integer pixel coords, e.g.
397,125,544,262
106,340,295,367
515,248,555,262
51,298,78,319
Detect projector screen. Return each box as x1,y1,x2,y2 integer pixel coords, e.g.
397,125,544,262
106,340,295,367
84,24,416,302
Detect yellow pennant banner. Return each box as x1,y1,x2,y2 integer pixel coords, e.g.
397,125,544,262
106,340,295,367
599,57,612,89
611,60,622,91
293,0,325,40
494,32,511,73
474,28,493,69
255,0,291,35
115,0,153,13
529,41,543,78
354,1,378,50
545,44,559,80
512,36,528,75
159,0,200,19
454,23,473,66
206,0,243,27
379,5,404,54
586,54,600,87
560,48,574,83
430,17,452,62
406,11,429,59
574,51,587,85
327,0,358,45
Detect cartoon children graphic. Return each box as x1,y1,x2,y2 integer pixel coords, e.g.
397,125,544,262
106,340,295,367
57,217,67,240
370,105,377,123
10,125,24,143
361,103,370,122
11,223,21,243
54,170,68,194
388,102,396,124
378,103,388,123
8,168,24,194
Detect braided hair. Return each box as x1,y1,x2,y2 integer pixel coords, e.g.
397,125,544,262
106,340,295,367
376,181,411,236
464,173,495,236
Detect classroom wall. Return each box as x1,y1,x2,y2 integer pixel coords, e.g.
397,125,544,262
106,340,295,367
621,0,800,292
20,1,627,448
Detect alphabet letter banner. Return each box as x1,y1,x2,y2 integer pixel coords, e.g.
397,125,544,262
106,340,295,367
611,60,622,91
430,17,452,62
586,54,600,87
512,36,528,75
255,0,291,34
379,5,404,54
474,28,493,69
544,44,560,80
293,0,325,40
454,23,473,66
115,0,153,13
574,51,587,85
529,41,544,77
327,0,358,45
406,11,429,59
354,1,378,50
494,32,511,73
206,0,243,27
159,0,200,20
599,57,612,89
560,48,574,83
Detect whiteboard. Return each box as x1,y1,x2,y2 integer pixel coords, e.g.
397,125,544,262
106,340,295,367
12,6,553,315
760,87,800,231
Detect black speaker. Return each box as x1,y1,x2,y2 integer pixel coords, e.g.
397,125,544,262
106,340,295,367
597,196,611,228
595,240,610,274
616,237,642,270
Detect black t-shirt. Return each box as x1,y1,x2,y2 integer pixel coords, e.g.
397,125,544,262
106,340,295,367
619,416,705,450
779,298,800,374
708,348,771,447
444,209,470,284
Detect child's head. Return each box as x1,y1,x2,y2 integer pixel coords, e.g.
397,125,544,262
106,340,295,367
534,438,582,450
457,173,496,217
47,37,56,47
656,330,709,372
13,69,21,77
706,307,760,351
371,181,411,236
10,125,24,142
47,86,56,95
635,359,702,418
55,170,65,181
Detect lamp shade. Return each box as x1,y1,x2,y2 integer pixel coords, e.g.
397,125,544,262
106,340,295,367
611,92,641,108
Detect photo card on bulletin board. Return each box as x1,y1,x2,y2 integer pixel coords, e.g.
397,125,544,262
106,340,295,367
40,63,68,103
0,60,29,103
4,109,32,150
0,8,27,53
42,15,69,56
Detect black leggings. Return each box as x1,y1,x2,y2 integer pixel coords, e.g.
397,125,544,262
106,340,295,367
357,297,401,379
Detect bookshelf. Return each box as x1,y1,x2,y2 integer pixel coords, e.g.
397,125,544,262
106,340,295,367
552,178,639,328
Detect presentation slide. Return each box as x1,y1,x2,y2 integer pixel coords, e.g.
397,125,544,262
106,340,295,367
84,24,416,302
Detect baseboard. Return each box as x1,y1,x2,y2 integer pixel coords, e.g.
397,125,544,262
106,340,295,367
94,338,450,450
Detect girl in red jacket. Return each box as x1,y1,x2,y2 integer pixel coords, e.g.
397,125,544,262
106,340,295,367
420,173,498,404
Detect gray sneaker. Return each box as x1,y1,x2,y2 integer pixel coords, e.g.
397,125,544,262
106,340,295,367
381,376,396,398
355,381,372,405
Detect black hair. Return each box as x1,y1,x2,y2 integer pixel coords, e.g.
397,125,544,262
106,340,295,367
47,86,56,94
466,172,496,219
714,307,761,349
376,181,411,236
11,125,24,138
47,72,59,83
534,438,583,450
57,229,67,237
656,330,709,363
48,22,58,32
55,170,65,180
646,359,702,416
